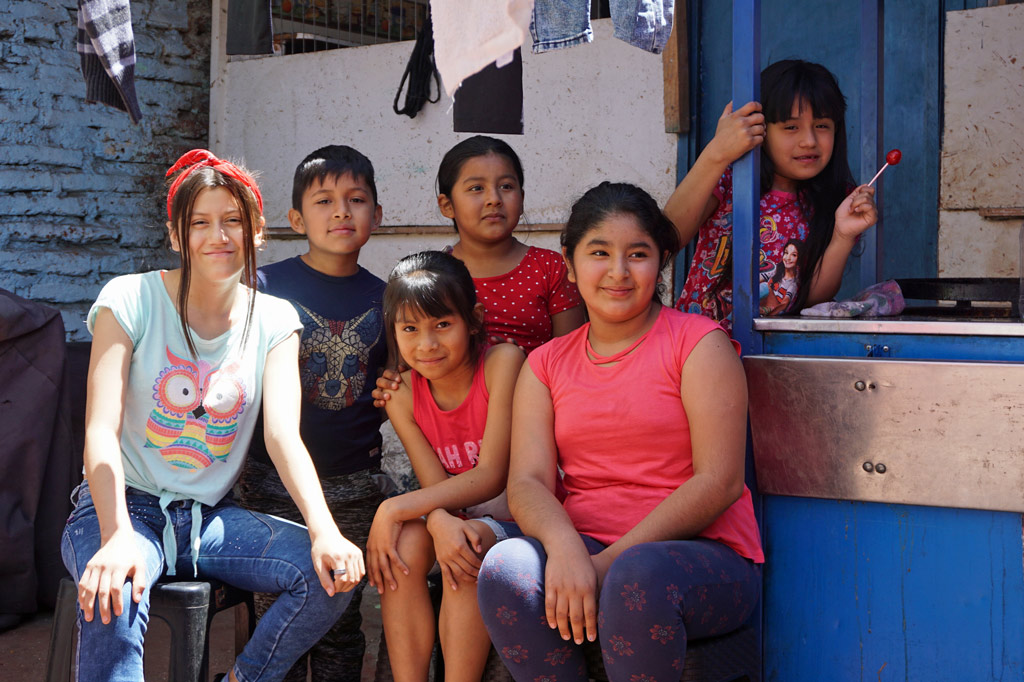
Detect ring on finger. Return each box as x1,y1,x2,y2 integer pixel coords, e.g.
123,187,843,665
332,568,348,579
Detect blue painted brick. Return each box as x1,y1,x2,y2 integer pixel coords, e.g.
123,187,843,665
35,62,81,84
5,221,113,244
0,145,85,167
21,18,60,43
57,173,139,193
62,307,92,342
30,276,98,303
145,3,189,30
9,1,65,22
0,171,54,191
2,0,211,337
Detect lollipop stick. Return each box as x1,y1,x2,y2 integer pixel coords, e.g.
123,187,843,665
867,162,890,187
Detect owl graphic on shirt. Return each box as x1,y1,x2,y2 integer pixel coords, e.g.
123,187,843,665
144,347,247,470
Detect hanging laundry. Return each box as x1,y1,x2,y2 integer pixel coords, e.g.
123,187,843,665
394,8,442,118
77,0,142,123
226,0,274,55
532,0,675,55
430,0,532,97
453,49,524,135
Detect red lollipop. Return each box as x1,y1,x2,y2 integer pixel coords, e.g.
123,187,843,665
868,148,902,186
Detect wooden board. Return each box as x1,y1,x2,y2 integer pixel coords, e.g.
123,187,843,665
940,4,1024,209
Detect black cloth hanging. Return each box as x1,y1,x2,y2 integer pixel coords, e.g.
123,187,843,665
453,49,524,135
227,0,274,55
394,9,441,118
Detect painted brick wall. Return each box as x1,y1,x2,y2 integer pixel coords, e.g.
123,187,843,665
0,0,211,340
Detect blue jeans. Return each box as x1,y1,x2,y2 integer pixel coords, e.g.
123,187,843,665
531,0,675,54
61,482,352,682
477,535,761,682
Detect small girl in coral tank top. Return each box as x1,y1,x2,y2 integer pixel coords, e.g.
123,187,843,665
366,250,525,682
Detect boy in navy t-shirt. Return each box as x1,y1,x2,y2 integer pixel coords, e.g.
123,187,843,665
241,145,388,682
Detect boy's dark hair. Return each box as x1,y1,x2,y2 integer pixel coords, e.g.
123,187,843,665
436,136,524,231
383,251,487,366
562,182,680,302
292,145,377,210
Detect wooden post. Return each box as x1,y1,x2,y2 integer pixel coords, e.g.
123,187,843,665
663,3,689,134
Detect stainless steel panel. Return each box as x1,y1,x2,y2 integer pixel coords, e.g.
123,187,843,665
753,317,1024,336
744,355,1024,512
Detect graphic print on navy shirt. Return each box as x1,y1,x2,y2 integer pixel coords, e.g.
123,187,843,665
296,303,382,411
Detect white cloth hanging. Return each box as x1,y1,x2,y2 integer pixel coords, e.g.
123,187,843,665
429,0,533,97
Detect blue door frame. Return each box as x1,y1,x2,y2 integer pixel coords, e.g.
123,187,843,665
704,2,1024,678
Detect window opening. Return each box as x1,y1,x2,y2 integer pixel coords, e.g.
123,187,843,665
262,0,611,56
271,0,428,54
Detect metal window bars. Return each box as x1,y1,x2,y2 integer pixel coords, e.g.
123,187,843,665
270,0,429,54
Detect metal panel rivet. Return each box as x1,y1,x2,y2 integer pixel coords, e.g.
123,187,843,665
882,346,890,353
855,381,866,391
875,463,887,474
863,461,874,472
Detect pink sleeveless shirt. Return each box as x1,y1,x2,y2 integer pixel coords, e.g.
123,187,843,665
410,357,488,475
529,306,764,562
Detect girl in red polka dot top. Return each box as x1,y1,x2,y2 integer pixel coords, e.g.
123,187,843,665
375,138,585,406
436,136,585,351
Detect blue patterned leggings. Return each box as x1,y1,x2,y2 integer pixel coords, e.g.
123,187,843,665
477,535,760,682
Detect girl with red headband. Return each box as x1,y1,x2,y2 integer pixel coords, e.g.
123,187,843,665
61,150,363,682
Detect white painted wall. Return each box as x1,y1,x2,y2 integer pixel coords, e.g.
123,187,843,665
938,4,1024,277
210,13,676,277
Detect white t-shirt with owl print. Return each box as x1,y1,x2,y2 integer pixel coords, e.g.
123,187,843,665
88,271,301,507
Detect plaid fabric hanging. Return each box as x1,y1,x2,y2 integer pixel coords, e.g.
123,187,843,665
76,0,142,123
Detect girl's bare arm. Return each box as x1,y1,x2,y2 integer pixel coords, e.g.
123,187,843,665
664,101,765,244
263,332,364,595
507,362,599,645
76,308,147,624
806,185,878,305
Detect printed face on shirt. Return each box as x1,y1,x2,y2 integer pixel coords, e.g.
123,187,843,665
782,242,799,271
565,213,663,325
393,304,475,382
765,97,835,193
438,153,524,247
290,172,382,267
169,187,254,283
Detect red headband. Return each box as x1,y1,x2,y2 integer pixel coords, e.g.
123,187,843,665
165,149,263,220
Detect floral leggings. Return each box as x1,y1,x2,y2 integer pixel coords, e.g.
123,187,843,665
477,535,761,682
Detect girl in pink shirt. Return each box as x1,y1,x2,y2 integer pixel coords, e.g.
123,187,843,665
478,182,763,682
367,250,525,682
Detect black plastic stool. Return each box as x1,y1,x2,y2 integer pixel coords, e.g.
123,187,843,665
45,576,255,682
